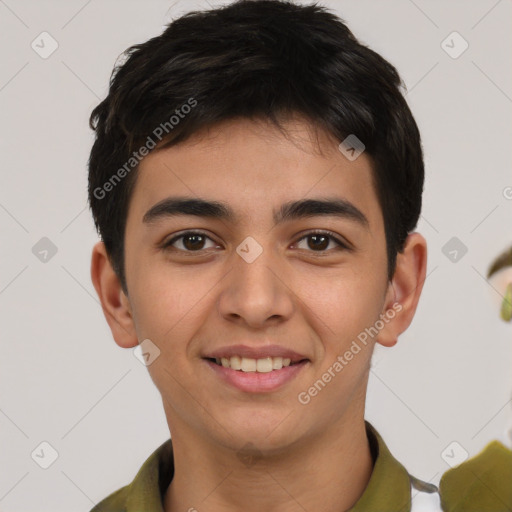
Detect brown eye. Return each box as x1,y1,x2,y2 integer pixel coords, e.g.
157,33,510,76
295,231,349,252
163,231,217,252
306,234,330,251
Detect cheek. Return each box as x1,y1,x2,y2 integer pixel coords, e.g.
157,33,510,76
307,280,383,407
127,263,188,341
304,269,386,345
127,262,221,363
129,277,205,396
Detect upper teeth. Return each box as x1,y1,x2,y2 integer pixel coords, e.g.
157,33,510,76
215,356,293,372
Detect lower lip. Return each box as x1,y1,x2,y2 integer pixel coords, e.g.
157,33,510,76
204,359,308,393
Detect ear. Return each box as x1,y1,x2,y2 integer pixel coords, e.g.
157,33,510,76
376,232,428,348
90,241,138,348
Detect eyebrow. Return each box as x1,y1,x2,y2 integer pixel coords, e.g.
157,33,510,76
142,196,370,230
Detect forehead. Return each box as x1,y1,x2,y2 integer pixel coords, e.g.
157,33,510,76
128,117,382,231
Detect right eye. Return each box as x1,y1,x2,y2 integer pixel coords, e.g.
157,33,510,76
161,231,220,253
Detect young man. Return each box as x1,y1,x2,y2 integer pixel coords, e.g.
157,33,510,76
88,1,510,510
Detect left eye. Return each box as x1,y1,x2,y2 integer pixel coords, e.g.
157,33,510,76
294,231,348,252
162,230,348,253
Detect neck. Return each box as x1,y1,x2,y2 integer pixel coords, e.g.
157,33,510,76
163,417,374,512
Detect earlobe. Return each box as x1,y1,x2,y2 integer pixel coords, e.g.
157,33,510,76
376,232,428,348
377,283,400,348
90,241,139,349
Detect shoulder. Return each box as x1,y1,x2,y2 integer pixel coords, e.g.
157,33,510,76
400,439,512,512
88,438,174,512
89,485,130,512
438,439,512,511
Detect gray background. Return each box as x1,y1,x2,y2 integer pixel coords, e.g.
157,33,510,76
1,0,511,510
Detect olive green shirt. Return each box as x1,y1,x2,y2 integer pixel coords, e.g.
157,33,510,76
90,420,512,512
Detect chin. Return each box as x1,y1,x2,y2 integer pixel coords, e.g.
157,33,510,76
215,408,304,451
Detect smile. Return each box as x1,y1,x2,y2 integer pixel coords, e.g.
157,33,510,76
210,356,305,372
204,357,309,393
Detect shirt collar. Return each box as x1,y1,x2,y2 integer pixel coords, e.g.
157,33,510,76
95,420,413,512
349,420,412,512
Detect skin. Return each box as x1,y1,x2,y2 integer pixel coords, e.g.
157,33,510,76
91,116,427,512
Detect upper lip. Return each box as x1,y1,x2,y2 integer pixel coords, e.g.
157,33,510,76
203,344,309,363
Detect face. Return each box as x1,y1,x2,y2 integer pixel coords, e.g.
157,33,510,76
112,117,400,453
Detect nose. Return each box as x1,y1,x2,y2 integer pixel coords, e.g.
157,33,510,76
216,239,294,328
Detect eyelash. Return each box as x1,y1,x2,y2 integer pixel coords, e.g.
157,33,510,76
161,230,351,254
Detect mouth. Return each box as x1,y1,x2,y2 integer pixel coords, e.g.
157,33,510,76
202,345,310,392
205,355,308,373
202,348,310,392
